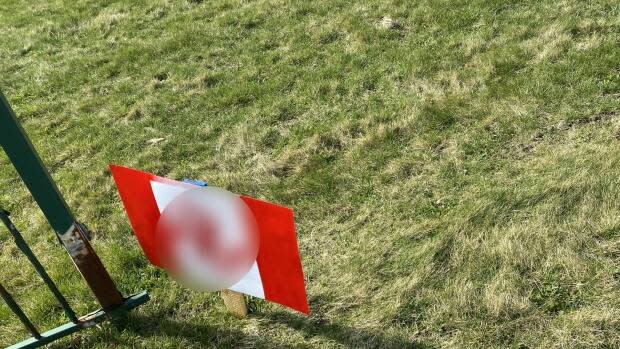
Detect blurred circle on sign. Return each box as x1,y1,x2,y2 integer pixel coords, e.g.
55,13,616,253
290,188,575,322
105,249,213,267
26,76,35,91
155,187,259,291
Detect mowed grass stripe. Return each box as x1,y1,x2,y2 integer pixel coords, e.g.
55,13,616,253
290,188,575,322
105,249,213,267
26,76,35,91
0,0,618,347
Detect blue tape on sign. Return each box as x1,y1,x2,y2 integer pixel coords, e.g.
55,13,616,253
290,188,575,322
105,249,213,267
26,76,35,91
182,178,208,187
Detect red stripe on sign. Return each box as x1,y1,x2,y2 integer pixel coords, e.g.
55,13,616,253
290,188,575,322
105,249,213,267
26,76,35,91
241,196,309,315
109,165,162,266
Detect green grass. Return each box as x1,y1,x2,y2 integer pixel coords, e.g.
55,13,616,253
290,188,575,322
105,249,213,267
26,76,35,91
0,0,619,347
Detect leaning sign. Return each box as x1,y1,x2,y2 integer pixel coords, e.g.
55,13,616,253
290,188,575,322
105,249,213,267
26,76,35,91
0,92,149,348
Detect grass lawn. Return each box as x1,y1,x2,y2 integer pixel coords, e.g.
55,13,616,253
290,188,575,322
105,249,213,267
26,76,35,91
0,0,619,347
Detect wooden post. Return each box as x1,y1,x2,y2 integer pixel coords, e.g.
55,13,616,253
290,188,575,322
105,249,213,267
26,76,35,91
221,290,247,318
177,180,249,318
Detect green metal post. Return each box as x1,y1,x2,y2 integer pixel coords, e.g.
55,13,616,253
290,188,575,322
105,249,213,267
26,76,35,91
0,91,123,310
0,97,72,235
0,209,79,323
0,90,150,348
0,282,41,339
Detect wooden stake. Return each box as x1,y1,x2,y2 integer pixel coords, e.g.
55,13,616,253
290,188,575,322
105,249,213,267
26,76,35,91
221,290,247,318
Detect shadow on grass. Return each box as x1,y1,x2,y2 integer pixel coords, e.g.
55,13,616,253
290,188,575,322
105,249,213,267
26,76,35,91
116,310,289,348
54,293,431,348
88,306,433,349
259,310,432,349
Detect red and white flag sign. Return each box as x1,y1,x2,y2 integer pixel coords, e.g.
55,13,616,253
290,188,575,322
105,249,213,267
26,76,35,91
110,165,309,314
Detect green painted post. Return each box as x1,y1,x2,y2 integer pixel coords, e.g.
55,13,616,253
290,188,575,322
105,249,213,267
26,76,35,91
0,94,73,236
0,91,123,310
0,209,78,323
0,282,41,339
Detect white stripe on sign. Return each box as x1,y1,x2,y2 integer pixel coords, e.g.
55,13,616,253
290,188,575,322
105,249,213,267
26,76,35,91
229,261,264,298
151,180,189,212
